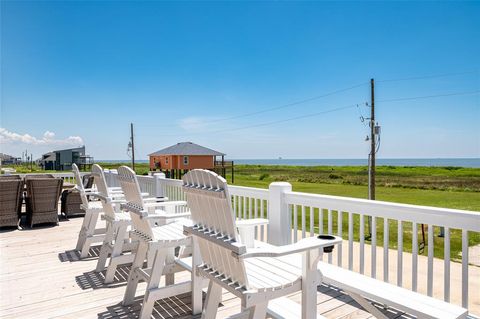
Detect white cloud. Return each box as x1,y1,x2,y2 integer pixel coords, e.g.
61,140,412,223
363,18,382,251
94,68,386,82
0,128,83,146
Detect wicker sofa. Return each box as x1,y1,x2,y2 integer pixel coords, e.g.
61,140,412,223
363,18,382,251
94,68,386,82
61,174,94,218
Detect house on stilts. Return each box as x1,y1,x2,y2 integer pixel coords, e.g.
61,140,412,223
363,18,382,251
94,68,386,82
148,142,234,182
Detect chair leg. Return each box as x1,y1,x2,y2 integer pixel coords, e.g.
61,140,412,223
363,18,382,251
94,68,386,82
165,247,175,286
191,239,203,315
247,302,268,319
76,209,93,250
301,249,321,319
123,241,148,306
139,248,168,319
147,248,160,268
201,281,222,319
76,226,86,251
88,210,100,234
95,221,115,272
104,223,129,283
79,210,100,258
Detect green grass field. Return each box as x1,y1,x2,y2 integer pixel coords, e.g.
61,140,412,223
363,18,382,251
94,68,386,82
5,162,479,260
230,168,480,211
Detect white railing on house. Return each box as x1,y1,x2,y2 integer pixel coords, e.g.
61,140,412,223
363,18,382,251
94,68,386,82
17,170,479,313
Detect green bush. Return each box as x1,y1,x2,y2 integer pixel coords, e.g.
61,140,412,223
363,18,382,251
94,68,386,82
328,173,343,180
259,173,269,180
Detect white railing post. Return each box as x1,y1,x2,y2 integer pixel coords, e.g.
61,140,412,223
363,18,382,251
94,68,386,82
154,173,166,198
268,182,292,246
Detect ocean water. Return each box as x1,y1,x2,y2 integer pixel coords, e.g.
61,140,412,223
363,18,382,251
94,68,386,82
233,158,480,167
98,158,480,168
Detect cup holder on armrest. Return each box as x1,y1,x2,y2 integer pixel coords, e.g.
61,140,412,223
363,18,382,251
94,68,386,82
317,235,336,253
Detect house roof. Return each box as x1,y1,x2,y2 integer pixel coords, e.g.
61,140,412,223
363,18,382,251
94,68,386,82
0,153,17,160
41,152,56,162
53,145,85,153
149,142,225,156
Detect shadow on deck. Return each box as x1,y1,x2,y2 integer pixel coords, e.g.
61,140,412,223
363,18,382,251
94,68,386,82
0,216,408,318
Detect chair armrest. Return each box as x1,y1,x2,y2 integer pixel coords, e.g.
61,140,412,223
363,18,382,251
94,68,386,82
236,218,269,228
237,236,342,259
143,197,168,202
120,202,190,219
84,189,97,195
89,193,125,204
108,186,122,191
236,219,269,248
143,201,187,208
110,199,126,204
144,211,191,220
89,192,108,202
111,193,126,200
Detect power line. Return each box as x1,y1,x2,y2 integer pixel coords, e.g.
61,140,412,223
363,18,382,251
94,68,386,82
206,90,480,133
136,73,477,130
138,102,361,137
139,81,369,128
137,89,479,138
211,103,359,133
378,90,480,103
205,82,368,123
377,71,477,83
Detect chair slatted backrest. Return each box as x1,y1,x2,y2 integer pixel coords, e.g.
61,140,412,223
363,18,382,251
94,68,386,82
116,166,154,239
0,179,23,215
182,169,249,289
72,164,89,207
91,164,116,219
26,178,63,212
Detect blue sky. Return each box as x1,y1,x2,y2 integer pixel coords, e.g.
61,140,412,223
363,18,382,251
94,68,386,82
1,1,479,160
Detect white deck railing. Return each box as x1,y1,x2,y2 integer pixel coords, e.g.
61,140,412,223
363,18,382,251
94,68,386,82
144,175,479,312
17,170,479,313
282,188,480,309
12,172,81,184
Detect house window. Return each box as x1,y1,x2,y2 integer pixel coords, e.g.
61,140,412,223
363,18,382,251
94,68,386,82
183,156,189,165
165,157,169,164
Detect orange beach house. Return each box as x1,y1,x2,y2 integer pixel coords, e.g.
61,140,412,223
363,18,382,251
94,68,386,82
148,142,234,181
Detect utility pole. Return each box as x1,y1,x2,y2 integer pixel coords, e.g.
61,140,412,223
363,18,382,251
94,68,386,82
368,78,376,200
130,123,135,171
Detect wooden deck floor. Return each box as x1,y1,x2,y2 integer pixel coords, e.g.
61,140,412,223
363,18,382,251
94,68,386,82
0,217,411,319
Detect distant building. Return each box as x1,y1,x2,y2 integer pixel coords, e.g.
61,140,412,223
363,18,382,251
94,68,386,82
39,152,56,170
0,153,21,165
148,142,234,181
39,146,94,171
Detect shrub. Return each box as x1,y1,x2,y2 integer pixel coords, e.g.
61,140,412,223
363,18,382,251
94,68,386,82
259,173,269,180
328,173,343,180
444,166,461,171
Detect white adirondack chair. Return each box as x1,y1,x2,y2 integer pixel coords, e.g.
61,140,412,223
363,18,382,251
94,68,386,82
93,164,189,284
182,169,341,319
116,166,199,319
73,164,106,258
91,164,138,283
